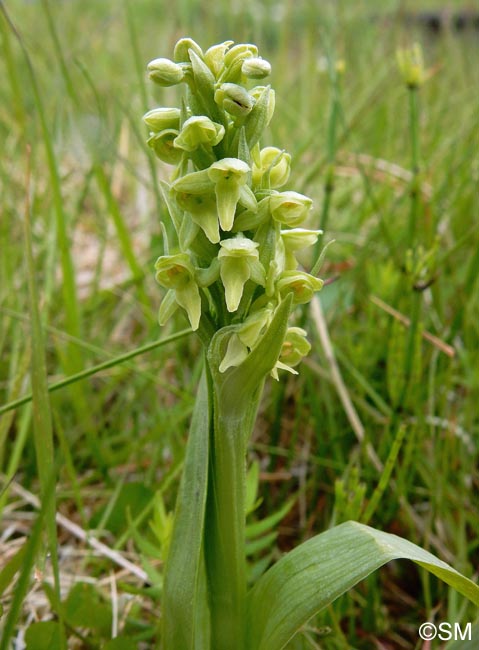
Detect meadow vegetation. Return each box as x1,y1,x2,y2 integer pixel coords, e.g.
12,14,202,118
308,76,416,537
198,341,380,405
0,1,478,648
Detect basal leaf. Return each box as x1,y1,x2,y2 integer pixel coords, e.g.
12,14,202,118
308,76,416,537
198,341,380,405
246,521,479,650
162,370,210,650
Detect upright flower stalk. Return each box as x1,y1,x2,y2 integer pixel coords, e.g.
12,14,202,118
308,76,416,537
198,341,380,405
146,39,479,650
146,38,322,650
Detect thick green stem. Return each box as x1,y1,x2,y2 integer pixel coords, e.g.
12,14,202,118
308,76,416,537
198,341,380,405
204,363,262,650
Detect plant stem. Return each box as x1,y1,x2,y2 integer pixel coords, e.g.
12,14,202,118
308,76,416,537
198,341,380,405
204,365,261,650
407,87,420,249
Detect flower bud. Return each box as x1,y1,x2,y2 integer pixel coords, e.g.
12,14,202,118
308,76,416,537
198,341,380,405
396,43,425,89
147,58,185,86
155,254,201,330
143,107,181,132
223,43,258,68
205,41,234,77
214,83,254,117
174,116,225,152
252,147,291,188
147,129,183,164
242,57,271,79
218,235,265,312
277,270,323,304
270,192,313,227
249,86,275,125
173,38,204,63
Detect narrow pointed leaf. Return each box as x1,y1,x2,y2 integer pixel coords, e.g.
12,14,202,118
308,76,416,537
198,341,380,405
246,521,479,650
162,371,210,650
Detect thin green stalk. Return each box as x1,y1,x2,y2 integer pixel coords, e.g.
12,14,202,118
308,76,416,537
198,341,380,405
22,148,66,649
407,87,420,249
0,329,191,416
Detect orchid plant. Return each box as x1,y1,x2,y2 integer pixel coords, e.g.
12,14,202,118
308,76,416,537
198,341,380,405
145,38,479,650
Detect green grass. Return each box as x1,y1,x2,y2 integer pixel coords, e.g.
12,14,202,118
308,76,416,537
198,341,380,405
0,0,478,648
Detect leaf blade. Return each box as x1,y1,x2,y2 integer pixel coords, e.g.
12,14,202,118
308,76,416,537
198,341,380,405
246,521,479,650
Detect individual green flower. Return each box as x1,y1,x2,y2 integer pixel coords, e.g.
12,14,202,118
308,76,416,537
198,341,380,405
155,254,201,330
271,327,311,380
218,235,265,312
218,333,249,373
219,306,273,373
147,58,185,86
270,192,313,227
214,83,254,117
277,270,323,304
174,116,225,152
237,305,273,347
208,158,251,231
281,228,322,269
147,130,183,165
252,146,291,188
175,190,220,244
242,57,271,79
143,107,181,132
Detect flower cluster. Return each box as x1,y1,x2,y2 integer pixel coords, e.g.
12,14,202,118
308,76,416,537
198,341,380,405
146,38,323,376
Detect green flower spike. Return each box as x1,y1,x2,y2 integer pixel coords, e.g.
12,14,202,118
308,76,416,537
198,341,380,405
271,326,311,380
252,146,291,188
147,58,185,86
143,107,181,132
174,115,225,152
396,43,425,89
218,235,265,312
277,270,324,304
155,254,201,330
270,191,313,227
147,130,182,165
208,158,251,231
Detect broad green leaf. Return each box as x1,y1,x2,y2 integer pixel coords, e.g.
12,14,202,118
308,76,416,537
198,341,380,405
25,621,61,650
246,521,479,650
162,370,210,650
